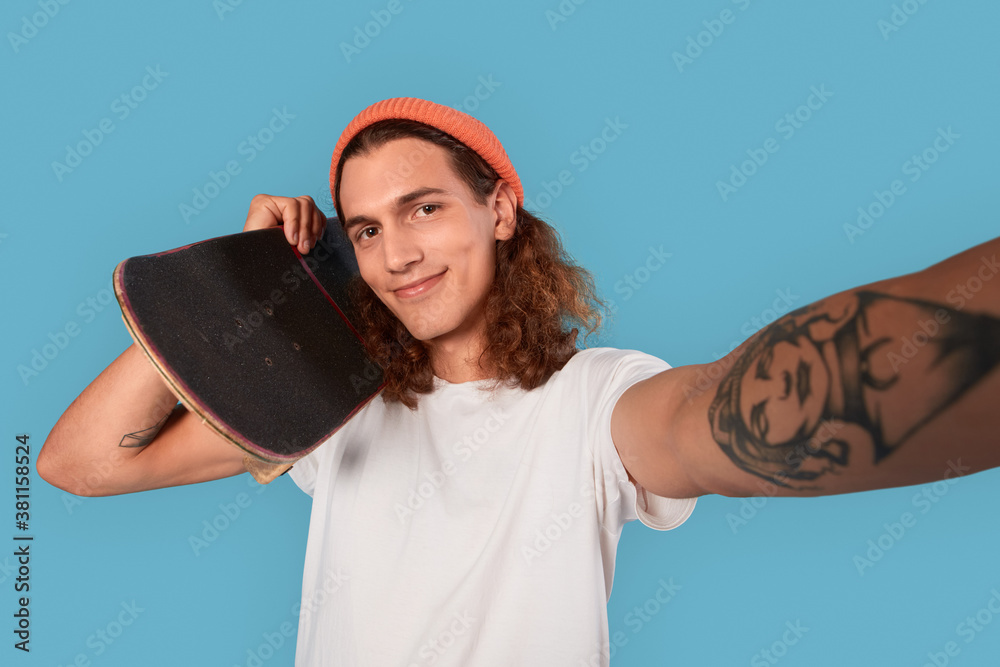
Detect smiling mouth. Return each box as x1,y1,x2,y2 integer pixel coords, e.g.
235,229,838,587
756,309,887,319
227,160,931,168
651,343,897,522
796,360,811,406
393,271,446,298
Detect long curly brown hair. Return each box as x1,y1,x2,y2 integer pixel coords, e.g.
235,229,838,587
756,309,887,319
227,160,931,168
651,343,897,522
333,119,605,409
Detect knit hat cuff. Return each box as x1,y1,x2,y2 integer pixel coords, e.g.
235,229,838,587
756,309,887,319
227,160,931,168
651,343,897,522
329,97,524,209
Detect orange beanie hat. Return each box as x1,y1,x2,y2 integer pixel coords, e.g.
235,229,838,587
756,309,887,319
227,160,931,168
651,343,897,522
329,97,524,209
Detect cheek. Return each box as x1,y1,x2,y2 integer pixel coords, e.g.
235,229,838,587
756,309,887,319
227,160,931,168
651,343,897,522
469,248,497,295
764,407,802,446
355,257,377,289
450,234,496,285
355,257,389,304
738,373,756,418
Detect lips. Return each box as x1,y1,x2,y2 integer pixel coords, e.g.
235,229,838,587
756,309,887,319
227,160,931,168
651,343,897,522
392,271,446,298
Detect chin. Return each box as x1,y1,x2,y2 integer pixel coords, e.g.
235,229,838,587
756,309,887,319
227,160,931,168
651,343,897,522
388,308,446,341
406,320,455,343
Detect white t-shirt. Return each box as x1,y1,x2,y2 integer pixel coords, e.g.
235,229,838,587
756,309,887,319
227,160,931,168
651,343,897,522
287,347,697,666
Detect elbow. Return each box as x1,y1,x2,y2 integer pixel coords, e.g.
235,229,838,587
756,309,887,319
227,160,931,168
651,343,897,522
38,467,100,498
36,457,71,495
35,440,59,488
37,438,99,497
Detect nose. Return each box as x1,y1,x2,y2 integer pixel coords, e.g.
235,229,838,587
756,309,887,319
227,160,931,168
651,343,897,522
380,224,422,273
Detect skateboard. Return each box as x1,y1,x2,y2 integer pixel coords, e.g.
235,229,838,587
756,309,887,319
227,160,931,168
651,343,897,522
113,221,384,484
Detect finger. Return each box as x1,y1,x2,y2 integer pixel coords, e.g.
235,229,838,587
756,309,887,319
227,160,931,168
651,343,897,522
244,194,283,232
280,197,304,247
295,198,314,254
295,195,321,246
298,197,325,247
312,207,328,247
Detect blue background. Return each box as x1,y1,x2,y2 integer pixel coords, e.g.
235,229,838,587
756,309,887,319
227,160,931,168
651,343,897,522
3,0,999,665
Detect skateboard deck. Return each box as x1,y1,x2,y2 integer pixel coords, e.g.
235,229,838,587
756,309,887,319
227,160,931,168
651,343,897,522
113,221,384,484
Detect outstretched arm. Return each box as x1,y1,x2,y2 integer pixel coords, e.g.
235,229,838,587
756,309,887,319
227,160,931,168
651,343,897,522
612,235,1000,499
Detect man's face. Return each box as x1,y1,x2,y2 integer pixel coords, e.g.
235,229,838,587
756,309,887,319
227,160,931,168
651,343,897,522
737,334,830,447
338,137,514,344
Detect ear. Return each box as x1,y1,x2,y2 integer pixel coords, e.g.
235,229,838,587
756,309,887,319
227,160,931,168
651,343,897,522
491,180,518,242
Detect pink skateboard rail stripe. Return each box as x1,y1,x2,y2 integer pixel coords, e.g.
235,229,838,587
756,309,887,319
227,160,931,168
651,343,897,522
291,246,365,342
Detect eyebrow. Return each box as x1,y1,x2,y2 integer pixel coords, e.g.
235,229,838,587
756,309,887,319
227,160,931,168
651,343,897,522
754,346,773,380
342,187,454,233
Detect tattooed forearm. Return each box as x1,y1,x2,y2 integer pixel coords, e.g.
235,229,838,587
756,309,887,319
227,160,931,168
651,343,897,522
707,289,1000,490
119,412,170,448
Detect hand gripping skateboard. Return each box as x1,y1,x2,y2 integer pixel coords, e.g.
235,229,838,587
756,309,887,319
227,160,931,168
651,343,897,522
113,221,384,484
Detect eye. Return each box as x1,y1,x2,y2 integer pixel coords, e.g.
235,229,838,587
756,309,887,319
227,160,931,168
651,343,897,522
415,204,439,217
356,226,379,242
755,347,773,381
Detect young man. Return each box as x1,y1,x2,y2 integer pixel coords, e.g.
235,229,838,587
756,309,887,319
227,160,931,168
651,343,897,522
39,97,1000,665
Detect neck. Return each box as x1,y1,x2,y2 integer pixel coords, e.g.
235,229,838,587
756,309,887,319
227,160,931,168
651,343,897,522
424,318,494,384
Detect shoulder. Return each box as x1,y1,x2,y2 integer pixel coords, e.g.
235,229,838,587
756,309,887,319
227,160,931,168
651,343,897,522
541,346,673,409
558,346,672,382
286,392,395,495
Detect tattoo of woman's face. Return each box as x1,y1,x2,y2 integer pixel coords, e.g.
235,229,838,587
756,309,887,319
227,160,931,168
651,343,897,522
736,335,830,448
710,290,1000,490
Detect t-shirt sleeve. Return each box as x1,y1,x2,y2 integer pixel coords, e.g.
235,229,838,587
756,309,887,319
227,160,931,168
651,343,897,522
584,348,697,533
287,444,323,498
